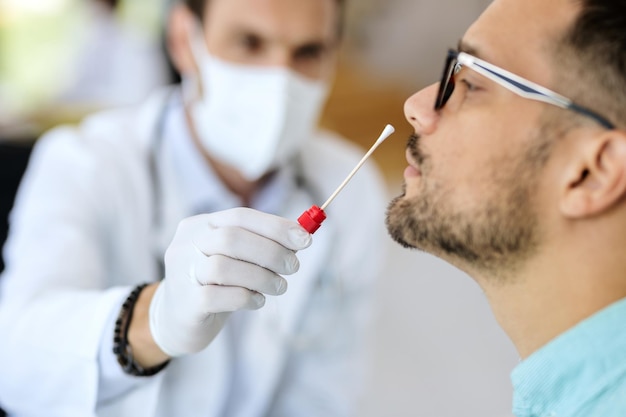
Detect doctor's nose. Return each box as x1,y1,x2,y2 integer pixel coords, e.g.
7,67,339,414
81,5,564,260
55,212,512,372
274,51,292,69
404,83,440,136
263,47,294,71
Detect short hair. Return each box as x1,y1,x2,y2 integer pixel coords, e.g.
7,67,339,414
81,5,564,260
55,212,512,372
556,0,626,129
182,0,346,38
183,0,205,18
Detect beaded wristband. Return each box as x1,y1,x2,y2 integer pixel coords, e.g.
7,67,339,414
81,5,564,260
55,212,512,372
113,284,169,377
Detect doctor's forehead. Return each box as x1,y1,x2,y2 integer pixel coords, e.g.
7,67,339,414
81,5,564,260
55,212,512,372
201,0,339,44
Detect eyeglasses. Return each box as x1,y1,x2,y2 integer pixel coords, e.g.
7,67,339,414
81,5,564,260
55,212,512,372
435,49,615,130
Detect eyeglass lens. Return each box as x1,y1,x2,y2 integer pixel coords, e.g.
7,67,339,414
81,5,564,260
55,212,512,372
435,53,458,110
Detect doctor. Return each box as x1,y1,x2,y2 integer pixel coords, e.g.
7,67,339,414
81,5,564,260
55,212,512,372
0,0,387,416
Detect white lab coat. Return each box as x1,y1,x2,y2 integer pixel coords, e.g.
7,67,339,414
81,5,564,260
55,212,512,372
0,89,387,417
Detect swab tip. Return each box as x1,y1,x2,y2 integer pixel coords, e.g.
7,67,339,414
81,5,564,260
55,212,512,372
376,124,395,144
384,124,395,135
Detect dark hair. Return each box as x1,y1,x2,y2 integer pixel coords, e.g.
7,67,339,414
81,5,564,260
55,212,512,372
557,0,626,128
184,0,205,18
183,0,346,38
95,0,119,9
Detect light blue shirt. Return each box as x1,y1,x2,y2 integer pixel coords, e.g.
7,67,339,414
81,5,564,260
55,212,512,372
511,297,626,417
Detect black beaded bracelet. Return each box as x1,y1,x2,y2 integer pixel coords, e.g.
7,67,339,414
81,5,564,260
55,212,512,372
113,284,169,377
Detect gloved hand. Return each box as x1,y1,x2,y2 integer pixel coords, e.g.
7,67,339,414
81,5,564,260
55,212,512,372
149,207,312,357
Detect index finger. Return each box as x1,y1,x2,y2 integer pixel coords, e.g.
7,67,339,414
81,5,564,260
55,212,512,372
203,207,312,251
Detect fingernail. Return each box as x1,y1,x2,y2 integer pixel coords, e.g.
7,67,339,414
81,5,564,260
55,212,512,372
285,253,300,274
289,226,312,248
253,293,266,308
275,277,288,295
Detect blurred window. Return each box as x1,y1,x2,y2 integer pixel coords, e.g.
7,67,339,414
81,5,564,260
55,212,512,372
0,0,170,138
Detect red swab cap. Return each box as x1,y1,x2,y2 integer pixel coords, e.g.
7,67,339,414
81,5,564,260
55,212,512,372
297,205,327,234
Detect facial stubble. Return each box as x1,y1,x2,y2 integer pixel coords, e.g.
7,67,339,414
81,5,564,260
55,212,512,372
386,133,549,275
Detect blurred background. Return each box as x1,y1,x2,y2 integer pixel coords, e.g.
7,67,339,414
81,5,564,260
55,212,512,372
0,0,519,415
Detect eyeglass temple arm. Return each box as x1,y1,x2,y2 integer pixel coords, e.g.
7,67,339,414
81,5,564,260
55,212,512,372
460,53,615,129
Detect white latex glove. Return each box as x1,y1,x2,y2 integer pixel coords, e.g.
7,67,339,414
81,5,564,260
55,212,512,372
149,207,312,357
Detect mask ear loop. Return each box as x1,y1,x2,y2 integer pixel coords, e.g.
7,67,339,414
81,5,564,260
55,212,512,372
181,19,208,105
181,74,200,104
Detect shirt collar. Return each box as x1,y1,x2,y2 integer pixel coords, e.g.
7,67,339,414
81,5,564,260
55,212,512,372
511,297,626,417
162,90,298,216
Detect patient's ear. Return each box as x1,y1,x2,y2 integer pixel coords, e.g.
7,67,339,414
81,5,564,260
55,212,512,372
560,130,626,218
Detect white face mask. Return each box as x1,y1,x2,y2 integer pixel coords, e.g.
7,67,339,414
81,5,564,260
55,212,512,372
186,30,330,181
